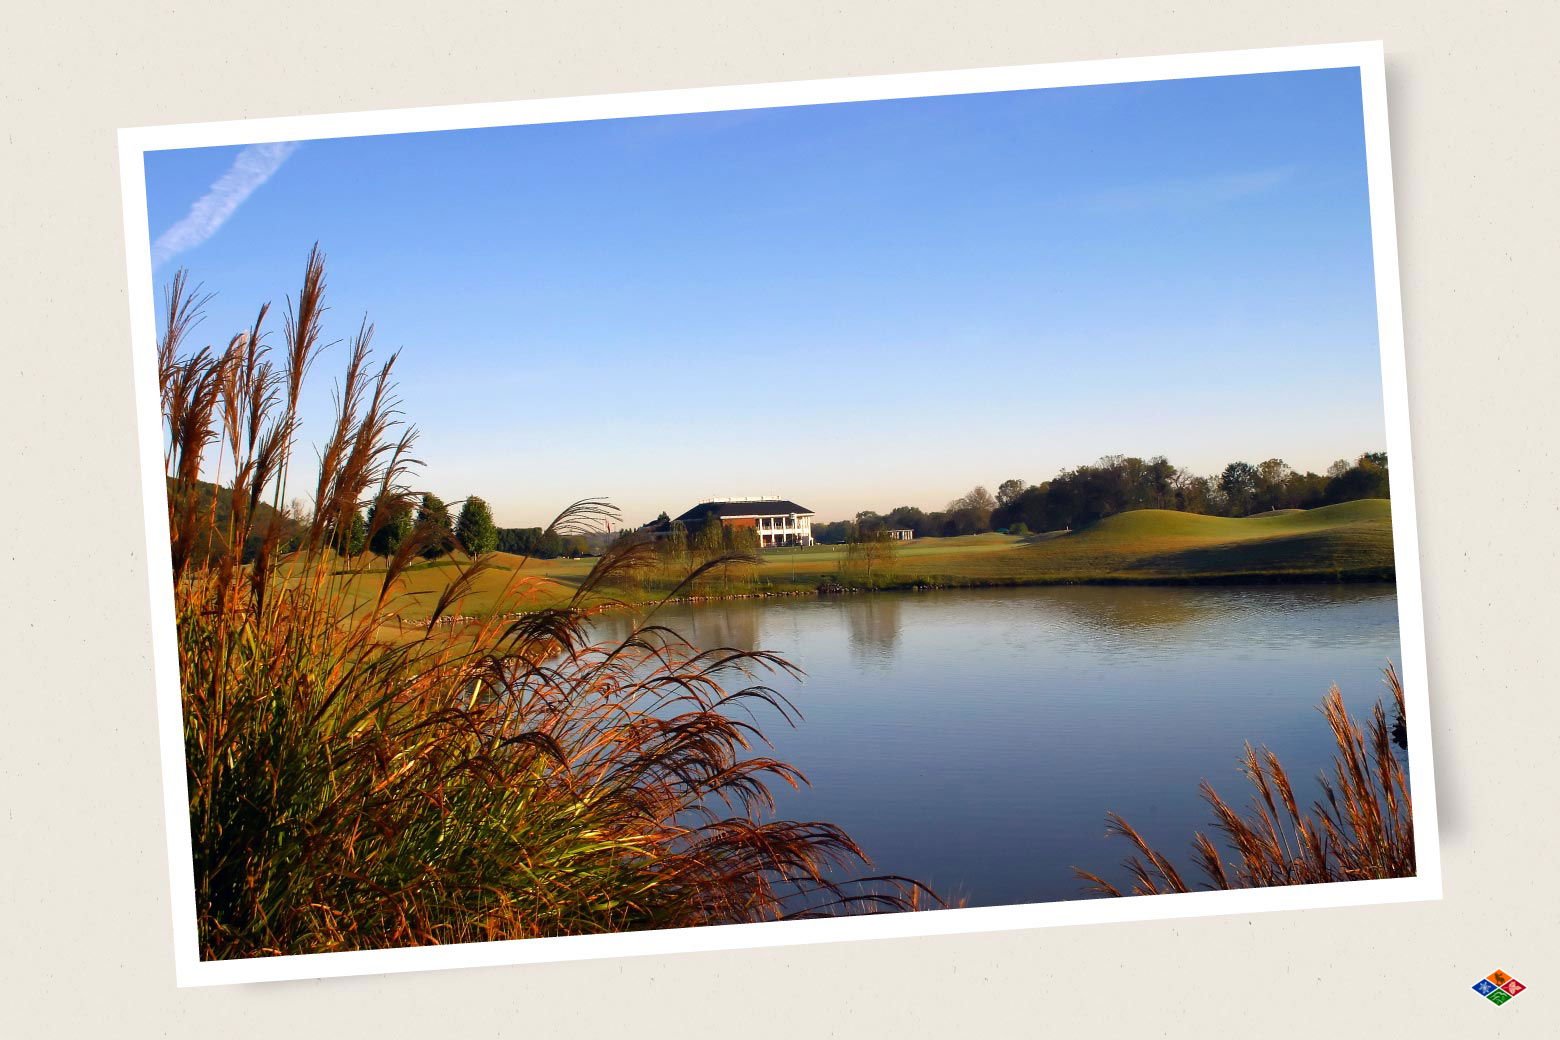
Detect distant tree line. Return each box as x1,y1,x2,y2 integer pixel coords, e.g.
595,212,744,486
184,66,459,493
361,493,500,561
322,491,605,563
813,452,1389,542
361,493,599,562
494,526,592,560
255,492,586,564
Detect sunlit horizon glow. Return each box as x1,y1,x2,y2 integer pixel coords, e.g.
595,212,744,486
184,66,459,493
144,68,1386,528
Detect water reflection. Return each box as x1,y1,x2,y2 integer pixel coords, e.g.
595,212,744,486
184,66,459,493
599,584,1396,650
622,600,763,652
843,595,902,664
1031,586,1225,634
1023,584,1393,638
590,584,1404,907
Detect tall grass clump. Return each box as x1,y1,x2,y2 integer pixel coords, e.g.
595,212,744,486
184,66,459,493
1075,666,1414,895
163,247,935,959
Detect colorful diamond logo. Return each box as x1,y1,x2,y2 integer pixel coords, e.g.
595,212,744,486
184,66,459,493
1473,969,1526,1005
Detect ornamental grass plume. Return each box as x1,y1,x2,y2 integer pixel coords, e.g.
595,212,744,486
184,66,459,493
1075,666,1414,895
162,246,936,959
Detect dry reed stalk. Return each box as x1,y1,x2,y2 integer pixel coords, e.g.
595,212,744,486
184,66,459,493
162,247,938,959
1075,665,1414,895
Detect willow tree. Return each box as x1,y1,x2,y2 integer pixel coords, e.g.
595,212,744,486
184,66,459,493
843,527,897,587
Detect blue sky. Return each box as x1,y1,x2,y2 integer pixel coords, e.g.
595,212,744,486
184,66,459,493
144,67,1385,527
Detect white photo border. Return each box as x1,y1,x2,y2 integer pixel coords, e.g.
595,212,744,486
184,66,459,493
118,39,1441,988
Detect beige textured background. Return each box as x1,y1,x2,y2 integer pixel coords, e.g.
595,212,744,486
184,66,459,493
3,2,1556,1035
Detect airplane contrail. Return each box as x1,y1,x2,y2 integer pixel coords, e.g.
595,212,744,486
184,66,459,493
152,141,300,268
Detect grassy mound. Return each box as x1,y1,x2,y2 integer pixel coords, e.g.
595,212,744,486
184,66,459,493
1073,498,1388,539
1029,499,1393,581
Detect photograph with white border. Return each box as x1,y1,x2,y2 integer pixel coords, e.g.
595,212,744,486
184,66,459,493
119,40,1440,987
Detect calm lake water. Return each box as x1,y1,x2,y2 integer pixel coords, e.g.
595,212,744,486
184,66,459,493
593,584,1402,907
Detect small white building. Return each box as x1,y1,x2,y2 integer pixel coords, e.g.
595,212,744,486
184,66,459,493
886,528,915,541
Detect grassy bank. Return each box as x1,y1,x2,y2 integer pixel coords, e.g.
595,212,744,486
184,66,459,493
339,499,1395,620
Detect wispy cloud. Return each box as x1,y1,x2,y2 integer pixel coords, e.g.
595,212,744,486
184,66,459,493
1079,166,1295,214
152,142,300,268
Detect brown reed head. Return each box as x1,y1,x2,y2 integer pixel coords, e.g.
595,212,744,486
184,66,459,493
1075,666,1414,896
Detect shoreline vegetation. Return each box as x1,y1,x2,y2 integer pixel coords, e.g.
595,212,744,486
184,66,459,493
163,250,938,959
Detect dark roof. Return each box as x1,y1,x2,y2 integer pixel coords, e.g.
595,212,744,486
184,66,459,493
674,499,814,523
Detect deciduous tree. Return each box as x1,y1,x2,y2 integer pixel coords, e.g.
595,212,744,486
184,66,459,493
1256,458,1293,512
996,479,1028,508
843,526,897,586
1219,462,1259,516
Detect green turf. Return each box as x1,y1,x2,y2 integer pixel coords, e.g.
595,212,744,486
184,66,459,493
1006,498,1394,580
339,500,1394,620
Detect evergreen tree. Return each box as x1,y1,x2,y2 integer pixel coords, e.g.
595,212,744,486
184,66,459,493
343,509,366,557
455,496,498,557
367,498,413,560
414,493,455,560
326,509,367,557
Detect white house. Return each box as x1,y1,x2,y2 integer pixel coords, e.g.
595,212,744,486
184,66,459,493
672,498,816,547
